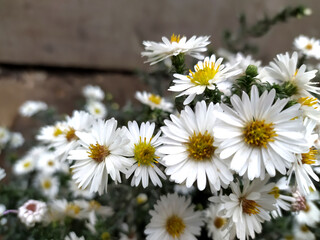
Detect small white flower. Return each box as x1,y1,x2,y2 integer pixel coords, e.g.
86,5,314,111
293,224,316,240
0,127,10,147
295,190,320,227
227,52,262,73
65,231,85,240
262,52,319,98
205,204,230,240
159,101,233,192
68,118,134,195
82,85,105,101
135,91,173,112
145,193,204,240
294,35,320,59
19,100,48,117
136,193,148,205
18,200,48,227
0,168,6,181
13,156,36,175
85,100,107,119
36,152,61,175
124,121,166,188
36,174,59,199
49,199,88,221
210,178,276,240
37,121,68,144
214,85,308,180
169,54,241,105
9,132,24,148
142,34,210,65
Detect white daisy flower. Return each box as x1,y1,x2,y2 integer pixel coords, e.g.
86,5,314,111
297,97,320,122
142,34,210,65
0,168,6,181
159,101,233,192
37,121,68,144
52,111,94,161
145,193,204,240
18,199,48,227
205,204,230,240
124,121,166,188
288,118,319,195
214,85,308,180
9,132,24,148
65,232,85,240
49,199,88,221
295,190,320,227
135,91,173,112
0,127,10,147
36,152,61,175
13,156,36,175
136,193,148,205
262,52,319,98
269,177,295,218
36,174,59,199
169,54,242,105
82,85,105,101
293,224,316,240
19,100,48,117
210,178,276,240
294,35,320,59
227,52,262,73
68,118,134,195
85,100,107,119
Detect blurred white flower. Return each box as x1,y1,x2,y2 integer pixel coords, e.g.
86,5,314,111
18,200,48,227
135,91,173,112
9,132,24,148
19,100,48,117
82,85,105,101
85,100,107,119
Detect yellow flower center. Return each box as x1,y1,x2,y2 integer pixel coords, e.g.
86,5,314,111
66,203,81,215
165,215,186,238
23,161,31,169
303,204,310,212
89,200,101,210
94,108,101,114
47,160,54,166
170,34,181,43
298,97,318,109
301,148,317,165
186,131,216,161
65,127,78,142
214,217,226,229
240,198,261,215
300,224,309,232
269,186,280,199
53,127,63,137
243,120,277,148
187,61,220,86
305,43,313,50
42,180,52,189
148,94,162,105
101,232,111,240
88,143,110,163
134,137,158,167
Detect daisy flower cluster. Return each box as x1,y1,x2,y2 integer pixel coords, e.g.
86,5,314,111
0,126,24,152
1,28,320,240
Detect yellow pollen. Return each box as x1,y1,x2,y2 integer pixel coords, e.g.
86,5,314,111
65,127,78,142
165,215,186,238
89,200,101,210
186,131,216,161
241,198,261,215
300,224,309,232
23,161,31,169
88,143,110,163
66,204,81,215
170,34,181,43
42,180,52,189
303,204,310,212
134,137,158,167
305,43,313,50
301,148,317,165
298,97,318,109
243,120,277,148
53,127,63,137
214,217,226,229
269,186,280,199
148,94,162,105
47,160,54,166
187,62,220,86
294,69,299,77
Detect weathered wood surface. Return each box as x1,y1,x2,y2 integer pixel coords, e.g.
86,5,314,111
0,0,319,70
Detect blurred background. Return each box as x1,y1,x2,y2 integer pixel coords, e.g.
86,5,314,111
0,0,319,130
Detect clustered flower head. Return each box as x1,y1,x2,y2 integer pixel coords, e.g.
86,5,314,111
1,31,320,240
